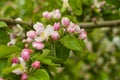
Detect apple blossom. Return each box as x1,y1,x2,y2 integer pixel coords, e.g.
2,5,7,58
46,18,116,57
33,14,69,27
32,42,44,50
12,57,19,64
67,22,76,33
12,57,26,75
21,49,32,61
33,22,44,34
26,38,33,42
53,22,60,31
21,73,28,80
26,30,37,39
61,17,70,26
34,25,54,42
52,9,61,19
31,61,40,69
79,30,87,40
51,31,60,41
42,11,52,19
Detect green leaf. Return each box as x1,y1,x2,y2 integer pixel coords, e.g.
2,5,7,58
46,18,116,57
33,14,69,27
0,59,7,76
105,0,120,8
38,49,51,59
0,22,8,28
28,69,50,80
55,42,70,61
0,45,20,58
37,49,59,66
60,35,82,51
68,0,82,15
48,56,66,64
0,29,10,45
40,58,59,66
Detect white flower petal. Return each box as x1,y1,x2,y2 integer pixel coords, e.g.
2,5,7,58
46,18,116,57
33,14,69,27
34,37,45,42
18,57,26,67
45,25,54,37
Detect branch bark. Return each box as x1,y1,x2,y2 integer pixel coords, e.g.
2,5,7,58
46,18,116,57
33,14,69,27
0,18,120,29
78,20,120,29
0,18,33,27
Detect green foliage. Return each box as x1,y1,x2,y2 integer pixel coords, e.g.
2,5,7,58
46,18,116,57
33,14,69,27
0,22,8,28
0,59,7,76
55,42,70,61
1,64,21,76
0,45,20,58
0,29,10,45
68,0,82,15
60,35,82,51
105,0,120,8
37,49,59,66
28,69,50,80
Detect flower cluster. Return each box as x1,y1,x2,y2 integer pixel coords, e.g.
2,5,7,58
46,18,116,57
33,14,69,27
7,9,87,80
42,9,61,19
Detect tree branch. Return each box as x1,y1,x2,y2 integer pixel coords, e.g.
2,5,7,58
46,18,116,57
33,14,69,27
0,18,120,29
0,18,33,27
78,20,120,29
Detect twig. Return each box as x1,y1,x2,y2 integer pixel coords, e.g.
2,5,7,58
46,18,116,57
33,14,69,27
0,18,120,29
78,20,120,29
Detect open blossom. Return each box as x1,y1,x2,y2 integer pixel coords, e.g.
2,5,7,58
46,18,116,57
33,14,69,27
34,25,54,42
52,9,61,19
42,11,52,19
51,31,60,41
32,42,44,50
61,17,70,26
31,61,40,69
21,73,28,80
33,22,44,34
12,57,26,75
21,49,32,61
53,22,60,31
26,30,37,39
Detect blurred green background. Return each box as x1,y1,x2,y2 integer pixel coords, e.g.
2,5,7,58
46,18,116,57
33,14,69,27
0,0,120,80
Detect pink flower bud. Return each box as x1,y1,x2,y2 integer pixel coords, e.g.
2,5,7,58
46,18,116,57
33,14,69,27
25,43,29,48
67,22,76,33
61,17,70,26
26,38,33,42
51,31,60,41
21,73,28,80
53,22,60,31
33,22,44,34
31,61,40,69
52,9,61,19
32,42,44,50
79,31,87,40
21,49,32,61
0,78,4,80
26,30,37,39
12,57,19,64
67,26,75,33
22,38,33,43
42,11,52,19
